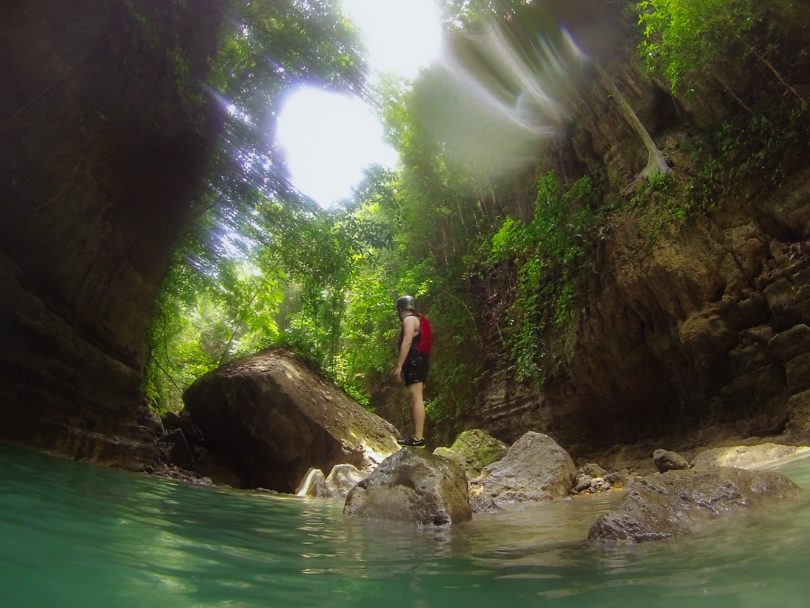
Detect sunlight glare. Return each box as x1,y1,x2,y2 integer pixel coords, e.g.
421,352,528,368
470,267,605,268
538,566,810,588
276,87,398,208
341,0,442,80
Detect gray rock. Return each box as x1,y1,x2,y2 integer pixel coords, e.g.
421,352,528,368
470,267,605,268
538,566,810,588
588,467,800,543
571,463,614,495
653,448,691,472
344,449,471,526
691,443,810,470
183,349,400,492
468,432,576,510
573,476,593,493
590,478,613,493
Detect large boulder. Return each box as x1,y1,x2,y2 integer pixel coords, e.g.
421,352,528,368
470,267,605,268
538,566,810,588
433,429,509,479
468,431,576,510
183,349,400,492
588,467,800,543
344,449,472,526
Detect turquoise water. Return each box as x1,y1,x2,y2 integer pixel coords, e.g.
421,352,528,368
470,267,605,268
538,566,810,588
2,444,810,607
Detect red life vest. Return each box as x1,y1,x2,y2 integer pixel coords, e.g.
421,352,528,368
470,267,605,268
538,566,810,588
399,314,432,356
416,314,432,356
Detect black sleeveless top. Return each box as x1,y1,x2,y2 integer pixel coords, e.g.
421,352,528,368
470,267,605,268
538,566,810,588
397,313,422,353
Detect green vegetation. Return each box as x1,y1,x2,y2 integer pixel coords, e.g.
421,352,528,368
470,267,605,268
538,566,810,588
636,0,810,200
488,174,599,382
144,0,808,441
636,0,802,100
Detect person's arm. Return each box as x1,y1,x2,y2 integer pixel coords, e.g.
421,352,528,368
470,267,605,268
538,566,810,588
393,316,419,381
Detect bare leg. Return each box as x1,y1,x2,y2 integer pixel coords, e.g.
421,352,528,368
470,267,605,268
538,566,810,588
408,382,425,440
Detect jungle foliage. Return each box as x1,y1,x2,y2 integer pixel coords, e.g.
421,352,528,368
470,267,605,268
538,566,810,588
636,0,810,201
488,174,598,383
146,0,808,433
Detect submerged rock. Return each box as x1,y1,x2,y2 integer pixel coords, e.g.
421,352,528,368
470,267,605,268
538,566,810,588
691,443,810,470
432,429,509,479
183,349,400,492
468,432,576,510
588,467,800,543
344,449,471,526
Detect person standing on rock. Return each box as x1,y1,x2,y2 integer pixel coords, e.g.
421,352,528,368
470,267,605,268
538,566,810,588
393,295,431,447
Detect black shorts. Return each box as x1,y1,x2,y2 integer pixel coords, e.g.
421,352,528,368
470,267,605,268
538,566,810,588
403,352,429,386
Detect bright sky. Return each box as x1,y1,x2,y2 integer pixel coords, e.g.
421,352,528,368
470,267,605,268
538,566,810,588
275,0,442,208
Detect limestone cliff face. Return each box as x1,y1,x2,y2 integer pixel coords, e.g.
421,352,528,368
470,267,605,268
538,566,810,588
0,0,224,466
542,174,810,453
465,15,810,454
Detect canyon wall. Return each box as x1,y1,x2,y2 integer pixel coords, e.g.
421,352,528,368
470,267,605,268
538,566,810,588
0,0,225,466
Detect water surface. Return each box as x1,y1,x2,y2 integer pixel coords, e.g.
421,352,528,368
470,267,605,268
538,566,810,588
2,444,809,607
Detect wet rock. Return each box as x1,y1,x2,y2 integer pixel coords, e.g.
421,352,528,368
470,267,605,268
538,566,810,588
432,429,509,479
344,449,471,526
573,476,593,493
691,443,810,470
588,467,800,543
146,463,214,487
183,349,400,492
295,465,365,499
296,468,328,498
590,478,613,493
325,464,366,498
468,432,576,510
468,491,502,513
571,463,618,495
653,448,690,472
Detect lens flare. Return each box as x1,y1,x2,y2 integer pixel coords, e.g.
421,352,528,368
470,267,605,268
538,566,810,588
413,15,590,178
